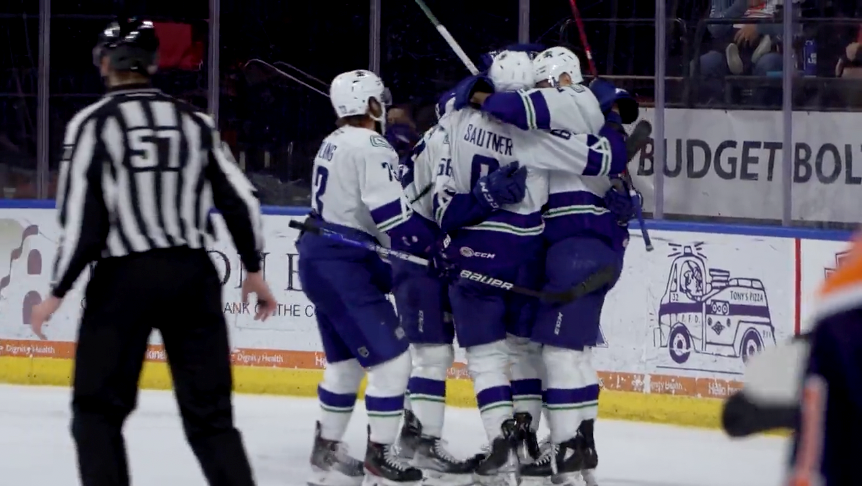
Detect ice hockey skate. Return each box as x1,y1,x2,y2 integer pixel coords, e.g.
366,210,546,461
548,434,593,486
411,435,482,486
308,421,365,486
520,436,553,486
396,409,422,460
363,426,424,486
474,419,521,486
513,412,540,464
576,420,599,486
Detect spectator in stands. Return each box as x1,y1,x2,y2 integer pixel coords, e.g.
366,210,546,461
697,0,789,105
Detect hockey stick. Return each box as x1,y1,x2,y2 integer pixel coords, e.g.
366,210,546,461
242,59,330,98
566,0,598,77
412,0,480,75
289,219,614,303
621,120,654,251
272,61,329,90
562,0,653,250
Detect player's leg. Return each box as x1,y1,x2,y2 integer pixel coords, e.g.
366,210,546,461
530,237,623,486
450,273,520,486
70,257,154,486
302,254,421,485
505,252,546,464
393,262,478,484
311,310,367,486
298,256,370,486
156,249,256,486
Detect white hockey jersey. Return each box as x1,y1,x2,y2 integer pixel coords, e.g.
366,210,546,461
434,107,549,238
401,124,449,221
479,85,627,246
311,125,412,242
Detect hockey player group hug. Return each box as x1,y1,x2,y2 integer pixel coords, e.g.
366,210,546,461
296,44,642,486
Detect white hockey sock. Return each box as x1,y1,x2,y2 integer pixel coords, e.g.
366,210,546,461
579,348,600,422
543,346,599,443
318,359,365,442
508,335,544,430
366,351,412,444
467,341,513,443
408,344,454,438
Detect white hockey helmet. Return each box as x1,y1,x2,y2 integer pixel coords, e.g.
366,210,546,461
488,51,535,92
329,69,392,124
534,46,583,86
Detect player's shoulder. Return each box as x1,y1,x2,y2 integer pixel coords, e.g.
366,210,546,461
423,124,449,145
814,233,862,320
65,96,117,133
330,126,396,156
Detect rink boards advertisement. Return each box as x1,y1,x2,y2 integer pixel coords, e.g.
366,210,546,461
629,108,862,225
0,205,852,428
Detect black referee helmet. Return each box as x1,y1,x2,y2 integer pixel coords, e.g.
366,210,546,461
93,18,160,75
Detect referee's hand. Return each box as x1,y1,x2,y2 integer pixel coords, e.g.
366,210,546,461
242,272,277,321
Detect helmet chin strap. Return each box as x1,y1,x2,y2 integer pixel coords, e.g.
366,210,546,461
370,102,387,134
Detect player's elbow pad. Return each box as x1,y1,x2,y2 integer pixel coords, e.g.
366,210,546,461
481,92,537,131
589,126,628,176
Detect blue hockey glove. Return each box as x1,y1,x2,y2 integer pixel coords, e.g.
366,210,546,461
384,123,419,158
389,213,441,258
594,124,629,176
605,177,643,225
589,78,639,124
427,251,458,282
473,161,528,211
436,88,457,119
453,75,495,111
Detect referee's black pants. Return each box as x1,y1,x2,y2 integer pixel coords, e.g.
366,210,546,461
71,247,256,486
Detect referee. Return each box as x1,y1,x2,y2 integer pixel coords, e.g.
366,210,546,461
29,19,275,486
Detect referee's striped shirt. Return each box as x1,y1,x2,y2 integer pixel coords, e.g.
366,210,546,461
50,83,263,298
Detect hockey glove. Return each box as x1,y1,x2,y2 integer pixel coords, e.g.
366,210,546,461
453,75,495,111
593,124,629,176
384,123,419,159
473,162,528,211
427,251,458,282
389,213,441,258
605,178,643,225
589,78,639,124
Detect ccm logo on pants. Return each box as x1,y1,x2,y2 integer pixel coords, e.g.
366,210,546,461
459,270,513,290
460,247,495,258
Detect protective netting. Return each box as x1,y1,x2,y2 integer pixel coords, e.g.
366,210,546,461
1,0,858,228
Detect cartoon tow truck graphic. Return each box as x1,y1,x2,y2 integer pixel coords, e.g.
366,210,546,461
653,244,776,364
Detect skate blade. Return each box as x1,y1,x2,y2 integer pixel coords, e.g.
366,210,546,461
550,472,583,486
308,470,364,486
579,469,597,486
420,471,476,486
474,472,520,486
520,476,552,486
362,474,422,486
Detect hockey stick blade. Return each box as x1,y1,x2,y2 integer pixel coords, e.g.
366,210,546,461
625,120,652,162
289,219,590,303
554,265,617,303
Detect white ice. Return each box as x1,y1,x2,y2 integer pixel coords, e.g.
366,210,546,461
0,385,787,485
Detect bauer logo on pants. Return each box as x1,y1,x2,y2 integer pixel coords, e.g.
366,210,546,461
458,270,512,289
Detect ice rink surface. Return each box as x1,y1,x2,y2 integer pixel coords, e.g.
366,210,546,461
0,385,788,486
